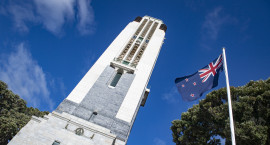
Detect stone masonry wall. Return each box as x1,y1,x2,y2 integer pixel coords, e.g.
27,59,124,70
56,66,135,141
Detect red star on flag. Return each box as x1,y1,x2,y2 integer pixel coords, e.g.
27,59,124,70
193,82,196,86
190,94,195,97
182,84,185,87
185,78,189,82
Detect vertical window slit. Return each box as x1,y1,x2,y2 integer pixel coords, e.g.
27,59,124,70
131,22,159,67
110,71,123,87
117,19,147,60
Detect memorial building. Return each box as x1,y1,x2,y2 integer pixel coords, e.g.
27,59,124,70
8,16,167,145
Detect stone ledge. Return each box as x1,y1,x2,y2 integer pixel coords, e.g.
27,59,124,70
51,111,117,140
110,61,136,73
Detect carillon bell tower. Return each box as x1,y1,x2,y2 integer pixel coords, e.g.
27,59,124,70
9,16,167,145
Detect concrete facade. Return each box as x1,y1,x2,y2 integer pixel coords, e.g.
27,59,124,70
9,16,166,145
9,112,125,145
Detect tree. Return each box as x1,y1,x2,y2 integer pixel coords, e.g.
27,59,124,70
0,81,49,145
171,78,270,145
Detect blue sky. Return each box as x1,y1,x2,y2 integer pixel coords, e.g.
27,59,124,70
0,0,269,144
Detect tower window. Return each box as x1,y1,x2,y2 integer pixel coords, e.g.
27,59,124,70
122,60,130,65
89,111,98,121
110,71,122,87
117,19,147,61
52,141,60,145
131,22,159,67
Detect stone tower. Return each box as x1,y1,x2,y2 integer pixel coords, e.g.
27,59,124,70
9,16,166,145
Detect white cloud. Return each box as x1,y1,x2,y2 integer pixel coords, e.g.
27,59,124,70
200,7,237,50
77,0,95,35
162,87,180,104
2,0,95,35
202,7,226,40
0,43,54,110
7,2,36,32
33,0,75,34
202,7,237,40
154,138,167,145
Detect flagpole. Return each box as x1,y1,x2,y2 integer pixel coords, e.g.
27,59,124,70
222,48,236,145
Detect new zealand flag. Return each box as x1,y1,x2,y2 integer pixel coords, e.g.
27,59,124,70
175,54,223,101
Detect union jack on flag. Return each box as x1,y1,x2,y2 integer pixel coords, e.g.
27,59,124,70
175,54,224,101
199,55,223,83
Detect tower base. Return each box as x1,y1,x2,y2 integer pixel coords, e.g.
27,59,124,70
8,112,125,145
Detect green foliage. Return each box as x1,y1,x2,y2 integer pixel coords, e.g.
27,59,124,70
171,78,270,145
0,80,49,145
